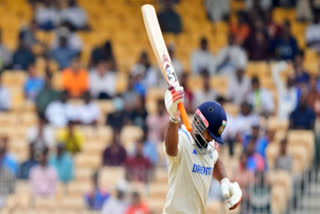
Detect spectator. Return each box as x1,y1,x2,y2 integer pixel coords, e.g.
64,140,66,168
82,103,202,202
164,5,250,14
125,141,152,183
205,0,230,22
122,75,142,112
0,137,16,208
229,12,250,45
131,51,157,89
35,72,59,115
190,37,215,74
232,153,254,214
157,0,182,34
35,0,59,30
78,92,100,125
62,55,88,98
57,121,84,155
102,129,127,167
180,72,194,113
128,95,148,129
227,68,251,105
265,9,282,40
271,21,298,61
101,181,129,214
140,128,158,166
307,77,320,118
106,97,129,130
193,70,217,107
0,74,11,111
0,136,18,176
50,35,78,69
125,191,149,214
293,51,310,86
243,122,268,159
29,148,58,198
246,140,265,172
247,76,274,117
296,0,313,22
18,143,38,180
246,0,271,12
89,40,116,69
168,44,183,77
245,29,270,61
52,26,83,53
271,62,298,119
59,0,88,30
275,138,293,172
45,90,71,127
273,0,296,8
289,95,316,130
216,34,248,75
306,14,320,50
26,115,55,154
85,171,110,211
146,99,169,143
19,19,39,49
24,63,44,101
49,143,74,184
89,60,117,99
0,29,12,69
12,37,35,70
249,171,271,213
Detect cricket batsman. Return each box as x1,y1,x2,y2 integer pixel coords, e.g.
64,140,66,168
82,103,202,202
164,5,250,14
162,85,242,213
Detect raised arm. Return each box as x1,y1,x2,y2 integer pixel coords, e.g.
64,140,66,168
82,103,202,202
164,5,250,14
163,86,184,157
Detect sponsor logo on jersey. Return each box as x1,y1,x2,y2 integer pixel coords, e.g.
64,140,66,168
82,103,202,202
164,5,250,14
192,164,213,176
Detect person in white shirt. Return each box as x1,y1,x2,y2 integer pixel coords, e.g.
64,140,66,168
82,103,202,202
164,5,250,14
247,76,274,117
45,90,71,127
26,116,55,154
305,14,320,52
59,0,88,30
227,68,251,105
79,92,100,125
162,85,242,213
89,60,116,99
131,51,157,88
101,181,129,214
215,34,248,76
52,27,82,53
271,62,298,119
191,37,216,74
0,75,11,111
35,0,59,30
193,69,217,107
205,0,229,22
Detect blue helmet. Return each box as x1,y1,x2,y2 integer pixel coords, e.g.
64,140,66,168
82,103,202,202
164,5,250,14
193,101,227,144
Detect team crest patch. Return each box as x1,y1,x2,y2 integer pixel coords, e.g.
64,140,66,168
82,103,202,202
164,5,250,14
218,120,227,135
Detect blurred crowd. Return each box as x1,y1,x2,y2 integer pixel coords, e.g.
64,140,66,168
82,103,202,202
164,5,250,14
0,0,319,213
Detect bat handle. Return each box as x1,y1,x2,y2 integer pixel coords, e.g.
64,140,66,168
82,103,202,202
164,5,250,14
178,102,192,131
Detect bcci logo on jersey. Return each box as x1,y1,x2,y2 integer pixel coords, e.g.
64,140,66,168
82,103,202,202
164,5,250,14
192,164,213,176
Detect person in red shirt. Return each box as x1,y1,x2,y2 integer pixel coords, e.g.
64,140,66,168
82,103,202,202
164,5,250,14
125,191,149,214
124,141,152,183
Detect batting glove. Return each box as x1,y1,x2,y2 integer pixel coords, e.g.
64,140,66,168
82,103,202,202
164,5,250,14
164,85,184,121
221,178,242,210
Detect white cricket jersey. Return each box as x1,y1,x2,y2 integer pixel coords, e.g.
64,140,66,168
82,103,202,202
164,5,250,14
163,127,219,214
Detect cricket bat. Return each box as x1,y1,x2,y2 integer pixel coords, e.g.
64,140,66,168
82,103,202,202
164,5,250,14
141,4,192,131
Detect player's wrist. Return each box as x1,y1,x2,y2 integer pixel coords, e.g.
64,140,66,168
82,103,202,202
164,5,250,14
169,115,180,124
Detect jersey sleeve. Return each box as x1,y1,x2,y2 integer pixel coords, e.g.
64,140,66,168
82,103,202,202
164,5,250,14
163,129,188,162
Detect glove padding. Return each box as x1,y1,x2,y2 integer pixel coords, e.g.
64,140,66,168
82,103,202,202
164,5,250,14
221,178,242,210
164,86,184,119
